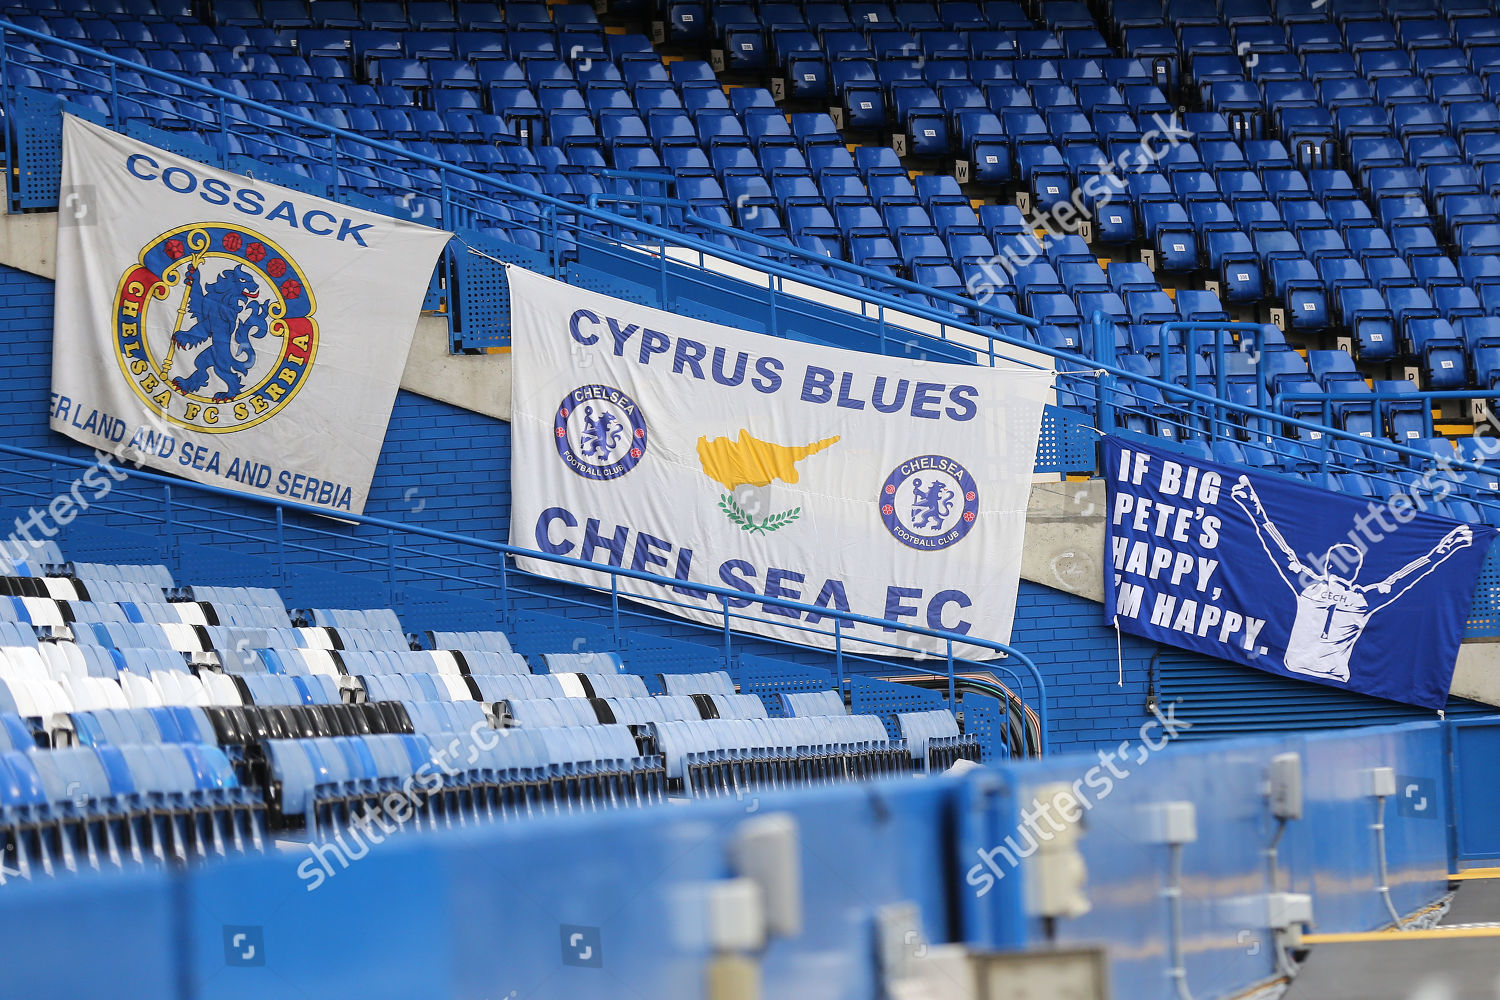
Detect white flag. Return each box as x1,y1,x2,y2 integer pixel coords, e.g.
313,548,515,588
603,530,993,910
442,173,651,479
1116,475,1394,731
507,264,1052,659
50,114,452,514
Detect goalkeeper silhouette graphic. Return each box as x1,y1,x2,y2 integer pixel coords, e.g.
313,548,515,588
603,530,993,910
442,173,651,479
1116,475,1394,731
1230,475,1473,682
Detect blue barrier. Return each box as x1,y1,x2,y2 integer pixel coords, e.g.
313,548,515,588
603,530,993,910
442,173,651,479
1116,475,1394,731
962,720,1460,994
0,718,1485,1000
1448,718,1500,865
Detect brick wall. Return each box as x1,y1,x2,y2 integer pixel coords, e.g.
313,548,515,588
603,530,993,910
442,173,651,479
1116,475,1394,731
1012,581,1156,754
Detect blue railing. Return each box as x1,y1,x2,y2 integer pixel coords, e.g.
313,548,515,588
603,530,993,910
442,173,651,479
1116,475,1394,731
1278,389,1500,447
0,440,1050,753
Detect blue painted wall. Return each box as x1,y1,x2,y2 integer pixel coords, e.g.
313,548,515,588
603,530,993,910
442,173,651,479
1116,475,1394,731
962,721,1455,998
0,262,1147,750
1012,582,1155,753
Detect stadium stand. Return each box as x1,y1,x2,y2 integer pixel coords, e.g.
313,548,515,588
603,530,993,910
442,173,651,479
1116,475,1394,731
0,535,985,878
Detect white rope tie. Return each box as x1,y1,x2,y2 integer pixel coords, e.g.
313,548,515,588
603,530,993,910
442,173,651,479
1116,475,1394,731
459,241,514,268
1114,614,1124,687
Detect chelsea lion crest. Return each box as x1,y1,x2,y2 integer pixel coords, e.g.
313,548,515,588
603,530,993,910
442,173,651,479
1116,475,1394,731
880,455,979,550
113,225,318,433
554,384,648,481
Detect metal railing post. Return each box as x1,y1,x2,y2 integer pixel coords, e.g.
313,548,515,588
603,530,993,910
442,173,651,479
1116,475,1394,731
722,601,732,664
551,203,565,280
1214,327,1227,406
768,272,779,337
1092,311,1117,436
439,169,452,235
498,552,510,619
386,528,396,605
947,638,956,705
1320,400,1333,488
327,134,339,198
658,233,668,306
275,506,286,587
1255,337,1271,439
610,573,620,643
834,618,844,694
162,483,173,566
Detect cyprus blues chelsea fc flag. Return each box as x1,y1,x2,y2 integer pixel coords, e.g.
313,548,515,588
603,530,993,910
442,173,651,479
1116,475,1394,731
507,264,1053,659
50,115,452,514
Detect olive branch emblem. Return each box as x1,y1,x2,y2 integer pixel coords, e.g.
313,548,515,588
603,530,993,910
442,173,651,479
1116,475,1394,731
718,493,801,533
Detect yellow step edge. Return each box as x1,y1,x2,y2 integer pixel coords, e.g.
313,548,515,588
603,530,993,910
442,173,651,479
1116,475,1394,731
1304,926,1500,943
1451,867,1500,880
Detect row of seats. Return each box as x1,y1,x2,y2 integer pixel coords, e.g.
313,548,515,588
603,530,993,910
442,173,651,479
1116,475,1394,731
896,709,979,771
0,741,263,878
264,724,665,834
655,715,912,793
1111,0,1496,30
503,692,770,728
0,535,978,874
2,644,680,717
6,1,590,32
203,702,418,750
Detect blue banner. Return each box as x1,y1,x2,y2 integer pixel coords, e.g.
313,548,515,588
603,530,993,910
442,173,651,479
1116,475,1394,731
1103,436,1496,709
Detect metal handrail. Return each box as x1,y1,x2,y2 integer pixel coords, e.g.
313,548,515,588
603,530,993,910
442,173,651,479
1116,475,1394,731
1088,314,1500,474
0,440,1049,752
